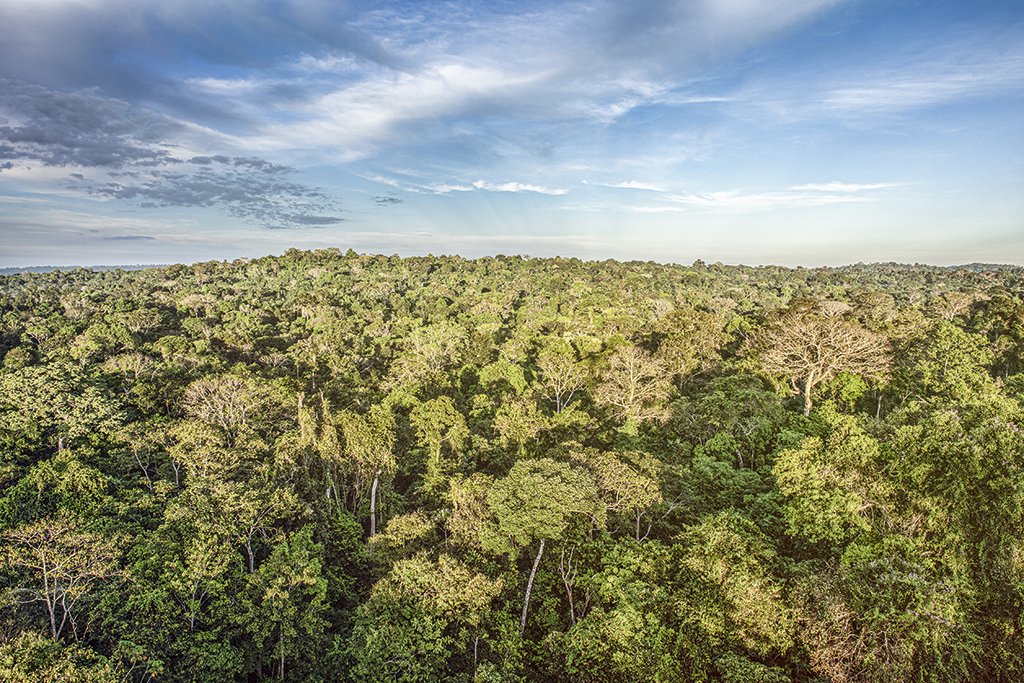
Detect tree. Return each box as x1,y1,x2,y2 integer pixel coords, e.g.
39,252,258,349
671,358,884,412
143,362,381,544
0,630,120,682
653,308,727,386
348,554,502,682
773,405,886,545
680,511,793,657
0,361,123,455
385,320,468,392
487,458,603,635
409,396,469,491
536,338,586,414
751,308,890,415
181,374,284,448
894,321,993,401
336,403,395,537
244,527,327,681
2,516,121,641
570,449,662,541
593,344,672,426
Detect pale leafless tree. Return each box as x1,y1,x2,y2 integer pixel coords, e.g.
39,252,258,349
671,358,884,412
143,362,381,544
594,345,672,424
752,310,890,416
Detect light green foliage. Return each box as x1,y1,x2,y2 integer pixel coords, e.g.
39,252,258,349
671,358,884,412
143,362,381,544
493,396,546,454
367,510,437,561
348,553,502,682
244,526,327,681
561,541,685,682
681,512,793,656
896,321,994,401
774,405,885,544
0,361,124,455
410,395,470,489
479,355,529,396
488,458,604,552
715,652,790,683
0,630,119,683
569,449,662,537
448,473,507,555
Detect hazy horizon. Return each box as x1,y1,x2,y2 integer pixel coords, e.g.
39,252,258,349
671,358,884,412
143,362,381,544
2,0,1022,267
3,250,1022,275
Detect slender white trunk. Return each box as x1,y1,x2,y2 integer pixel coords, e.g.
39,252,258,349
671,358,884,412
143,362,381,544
369,469,381,537
520,538,545,636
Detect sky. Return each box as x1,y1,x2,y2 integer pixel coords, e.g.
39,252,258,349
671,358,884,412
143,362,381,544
0,0,1022,267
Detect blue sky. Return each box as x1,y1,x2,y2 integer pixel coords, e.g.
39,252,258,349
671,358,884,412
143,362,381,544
0,0,1021,266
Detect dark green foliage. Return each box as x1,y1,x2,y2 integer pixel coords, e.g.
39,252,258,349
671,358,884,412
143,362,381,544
0,251,1021,681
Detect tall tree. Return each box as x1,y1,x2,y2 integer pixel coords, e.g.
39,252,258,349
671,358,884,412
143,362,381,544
593,344,672,426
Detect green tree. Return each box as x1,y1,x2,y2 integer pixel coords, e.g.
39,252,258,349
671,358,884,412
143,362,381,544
244,527,327,681
488,458,603,635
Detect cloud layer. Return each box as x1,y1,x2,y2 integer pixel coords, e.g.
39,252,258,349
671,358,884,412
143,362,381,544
0,0,1022,265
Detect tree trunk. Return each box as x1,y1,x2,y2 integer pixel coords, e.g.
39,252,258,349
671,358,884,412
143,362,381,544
369,469,381,538
803,372,815,416
42,557,58,639
520,538,545,636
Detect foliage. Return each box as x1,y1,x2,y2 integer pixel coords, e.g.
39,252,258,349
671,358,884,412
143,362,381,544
0,251,1021,680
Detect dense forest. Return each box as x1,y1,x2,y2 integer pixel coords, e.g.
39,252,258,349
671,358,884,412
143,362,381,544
1,249,1023,682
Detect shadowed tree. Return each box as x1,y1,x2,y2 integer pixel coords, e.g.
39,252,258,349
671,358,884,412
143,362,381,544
2,516,121,641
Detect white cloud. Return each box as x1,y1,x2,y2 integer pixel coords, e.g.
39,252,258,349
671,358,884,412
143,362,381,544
241,0,846,160
629,205,686,213
425,180,566,196
619,181,898,213
663,189,873,211
597,180,667,192
789,182,899,192
365,172,566,196
470,180,567,195
745,31,1024,120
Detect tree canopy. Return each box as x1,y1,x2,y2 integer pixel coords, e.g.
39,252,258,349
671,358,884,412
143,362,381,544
0,251,1022,681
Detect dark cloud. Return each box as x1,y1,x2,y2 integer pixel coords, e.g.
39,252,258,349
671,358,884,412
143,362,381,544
374,194,403,206
103,235,156,241
286,215,348,225
88,158,344,228
0,80,179,168
0,81,343,229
